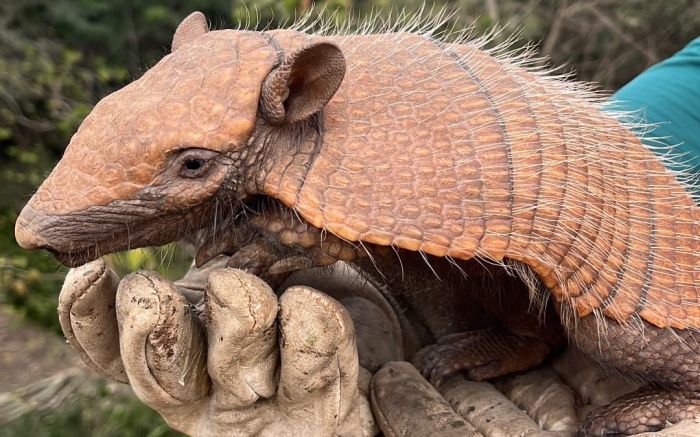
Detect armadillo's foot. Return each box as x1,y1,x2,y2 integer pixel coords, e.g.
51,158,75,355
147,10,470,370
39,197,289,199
410,326,551,387
225,237,315,289
579,386,700,436
224,233,345,290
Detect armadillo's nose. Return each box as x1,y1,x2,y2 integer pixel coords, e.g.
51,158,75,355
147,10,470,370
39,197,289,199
15,205,49,250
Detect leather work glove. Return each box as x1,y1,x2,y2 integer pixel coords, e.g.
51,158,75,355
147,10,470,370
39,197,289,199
58,258,375,436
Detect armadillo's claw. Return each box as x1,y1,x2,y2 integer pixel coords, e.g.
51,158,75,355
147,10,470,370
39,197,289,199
268,255,314,275
224,237,318,290
225,237,280,276
195,220,256,268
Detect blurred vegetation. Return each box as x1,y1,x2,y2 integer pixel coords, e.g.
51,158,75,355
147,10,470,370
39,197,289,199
0,0,698,434
0,378,183,437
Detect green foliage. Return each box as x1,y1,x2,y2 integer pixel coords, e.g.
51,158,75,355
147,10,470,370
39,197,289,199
104,244,193,280
0,208,66,333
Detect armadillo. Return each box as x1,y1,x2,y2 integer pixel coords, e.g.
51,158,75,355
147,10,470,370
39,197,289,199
14,11,700,435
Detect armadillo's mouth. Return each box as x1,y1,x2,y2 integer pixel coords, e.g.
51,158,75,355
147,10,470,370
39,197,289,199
16,200,217,268
17,193,261,269
22,218,189,268
47,219,199,268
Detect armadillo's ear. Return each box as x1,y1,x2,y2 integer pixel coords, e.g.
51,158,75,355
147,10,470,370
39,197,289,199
172,11,209,52
259,42,346,124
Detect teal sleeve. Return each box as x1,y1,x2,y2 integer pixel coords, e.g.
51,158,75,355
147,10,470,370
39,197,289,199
609,37,700,187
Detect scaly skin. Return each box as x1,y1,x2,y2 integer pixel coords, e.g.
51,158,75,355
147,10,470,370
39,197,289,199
14,12,700,434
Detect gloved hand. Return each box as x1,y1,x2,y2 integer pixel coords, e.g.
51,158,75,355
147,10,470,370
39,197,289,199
58,259,375,436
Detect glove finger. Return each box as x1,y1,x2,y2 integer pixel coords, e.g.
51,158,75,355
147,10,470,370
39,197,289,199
58,259,126,382
206,268,279,408
276,286,359,429
116,271,210,409
439,376,539,435
371,361,479,437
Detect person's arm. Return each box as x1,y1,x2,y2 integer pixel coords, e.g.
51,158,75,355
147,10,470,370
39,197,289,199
609,37,700,192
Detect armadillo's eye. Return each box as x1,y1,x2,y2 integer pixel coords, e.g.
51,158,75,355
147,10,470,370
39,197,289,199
180,157,208,178
185,158,205,171
177,149,218,178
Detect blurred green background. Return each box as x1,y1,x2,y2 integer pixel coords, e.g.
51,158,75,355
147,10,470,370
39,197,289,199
0,0,698,435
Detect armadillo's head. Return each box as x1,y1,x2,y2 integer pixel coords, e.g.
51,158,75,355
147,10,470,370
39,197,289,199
14,12,346,267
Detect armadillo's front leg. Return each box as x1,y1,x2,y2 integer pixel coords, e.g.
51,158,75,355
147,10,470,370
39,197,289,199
208,208,362,289
411,327,553,386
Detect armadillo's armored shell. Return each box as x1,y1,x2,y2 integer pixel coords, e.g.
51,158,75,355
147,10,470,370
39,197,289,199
261,32,699,331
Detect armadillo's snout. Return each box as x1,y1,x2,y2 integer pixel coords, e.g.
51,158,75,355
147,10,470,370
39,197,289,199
15,203,102,268
14,205,50,250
